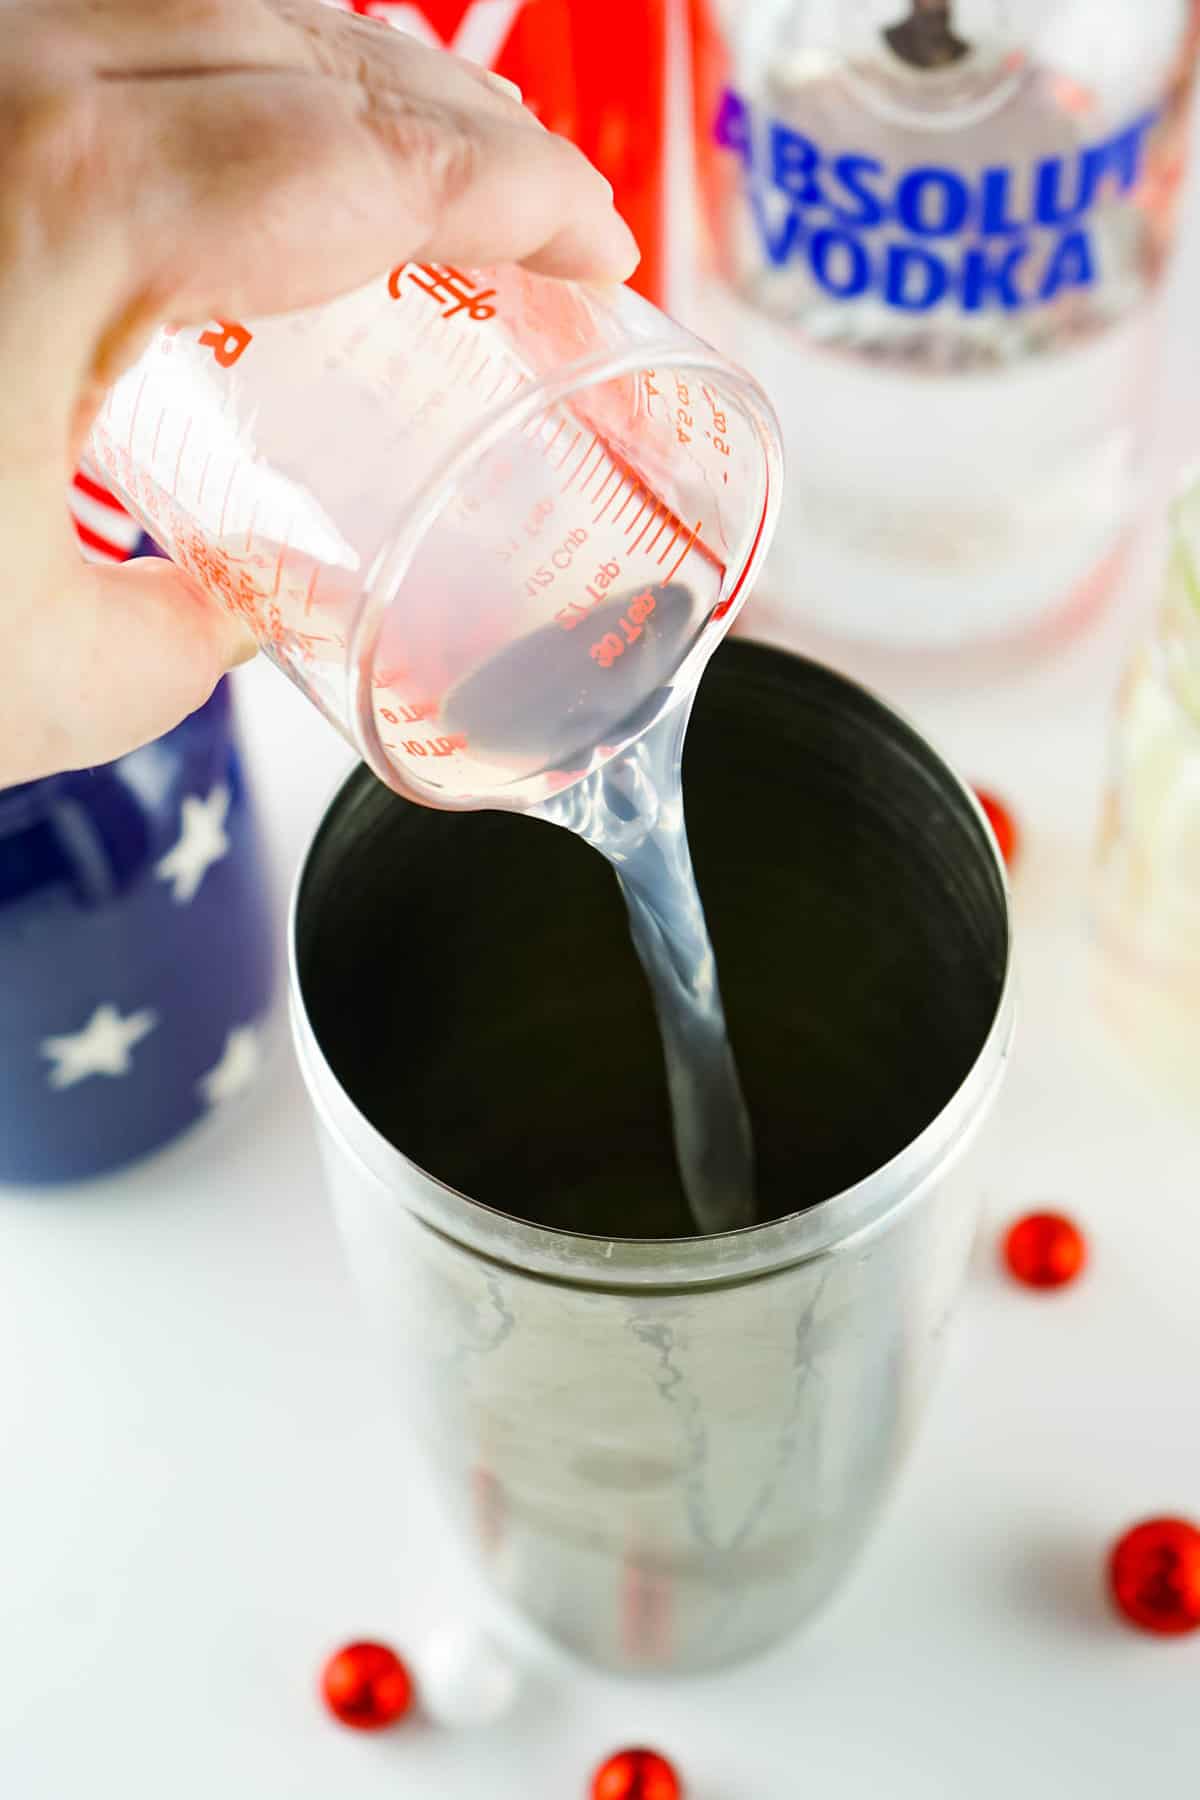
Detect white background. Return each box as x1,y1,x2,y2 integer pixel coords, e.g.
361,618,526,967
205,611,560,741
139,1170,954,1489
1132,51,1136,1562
3,136,1200,1800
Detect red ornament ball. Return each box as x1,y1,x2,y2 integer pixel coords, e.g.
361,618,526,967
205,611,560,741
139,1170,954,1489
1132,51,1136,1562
591,1746,683,1800
1003,1211,1087,1290
320,1641,414,1731
1109,1518,1200,1636
974,788,1019,869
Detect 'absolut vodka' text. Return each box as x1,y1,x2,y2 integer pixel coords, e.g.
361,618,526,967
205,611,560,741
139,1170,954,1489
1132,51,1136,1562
713,89,1159,315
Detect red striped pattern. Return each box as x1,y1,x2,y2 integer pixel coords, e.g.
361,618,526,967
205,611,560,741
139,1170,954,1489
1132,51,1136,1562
69,461,143,564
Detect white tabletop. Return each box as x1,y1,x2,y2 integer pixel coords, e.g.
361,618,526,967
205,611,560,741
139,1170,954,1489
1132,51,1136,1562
4,182,1200,1800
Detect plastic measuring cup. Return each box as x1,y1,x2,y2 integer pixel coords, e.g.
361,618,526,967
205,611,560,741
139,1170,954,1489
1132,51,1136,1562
90,263,782,810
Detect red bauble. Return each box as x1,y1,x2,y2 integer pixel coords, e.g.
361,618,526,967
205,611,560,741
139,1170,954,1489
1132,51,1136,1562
1109,1518,1200,1636
591,1747,683,1800
974,788,1019,869
1003,1211,1087,1290
321,1641,414,1730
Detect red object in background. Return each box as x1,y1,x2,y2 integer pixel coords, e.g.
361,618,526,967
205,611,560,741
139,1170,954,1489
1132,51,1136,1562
688,0,735,278
1109,1518,1200,1636
320,1641,415,1729
336,1,670,307
591,1747,683,1800
974,788,1020,869
69,460,145,564
1003,1212,1088,1290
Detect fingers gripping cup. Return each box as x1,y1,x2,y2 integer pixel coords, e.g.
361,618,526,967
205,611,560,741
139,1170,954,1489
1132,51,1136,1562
290,643,1014,1674
90,266,781,810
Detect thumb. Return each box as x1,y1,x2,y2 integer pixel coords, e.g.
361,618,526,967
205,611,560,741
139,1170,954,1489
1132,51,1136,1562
7,543,255,785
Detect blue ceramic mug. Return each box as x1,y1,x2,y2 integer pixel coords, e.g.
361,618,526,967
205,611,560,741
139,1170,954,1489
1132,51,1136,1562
0,658,275,1185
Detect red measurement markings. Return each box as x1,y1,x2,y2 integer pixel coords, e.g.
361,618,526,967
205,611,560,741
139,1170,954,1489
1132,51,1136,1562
149,410,165,470
443,332,472,376
171,530,268,641
217,466,238,538
655,518,682,568
643,512,671,558
409,295,441,352
699,384,733,461
271,528,292,599
171,418,192,500
555,428,582,472
553,554,619,629
589,590,656,669
700,384,728,423
140,472,166,527
673,373,694,447
398,734,468,759
303,564,320,616
387,262,497,322
614,471,652,525
561,435,600,494
541,418,565,461
293,631,339,665
195,452,213,509
628,502,664,554
619,489,647,536
378,700,437,725
591,466,624,522
125,373,148,458
662,518,702,586
580,448,612,499
243,500,259,553
466,353,492,391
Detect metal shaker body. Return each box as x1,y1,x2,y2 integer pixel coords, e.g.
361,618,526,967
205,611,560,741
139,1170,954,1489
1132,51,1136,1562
290,642,1013,1673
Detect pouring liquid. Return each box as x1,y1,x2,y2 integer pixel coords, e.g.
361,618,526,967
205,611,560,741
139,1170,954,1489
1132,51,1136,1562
537,695,756,1234
444,578,756,1236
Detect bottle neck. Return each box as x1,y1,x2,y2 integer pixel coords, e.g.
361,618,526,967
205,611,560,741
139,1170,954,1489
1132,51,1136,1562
883,2,972,73
839,0,1029,132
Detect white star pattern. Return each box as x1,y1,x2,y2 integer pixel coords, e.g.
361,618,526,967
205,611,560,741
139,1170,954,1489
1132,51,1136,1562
197,1026,262,1106
156,785,231,904
41,1004,158,1090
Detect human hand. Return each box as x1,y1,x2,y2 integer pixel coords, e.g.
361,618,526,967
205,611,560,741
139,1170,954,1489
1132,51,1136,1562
1,0,640,784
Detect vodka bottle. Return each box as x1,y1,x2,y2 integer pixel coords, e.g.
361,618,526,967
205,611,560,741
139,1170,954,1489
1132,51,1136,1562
690,0,1200,655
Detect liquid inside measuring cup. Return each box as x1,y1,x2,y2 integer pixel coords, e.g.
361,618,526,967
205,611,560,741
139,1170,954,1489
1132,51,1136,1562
365,382,739,810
